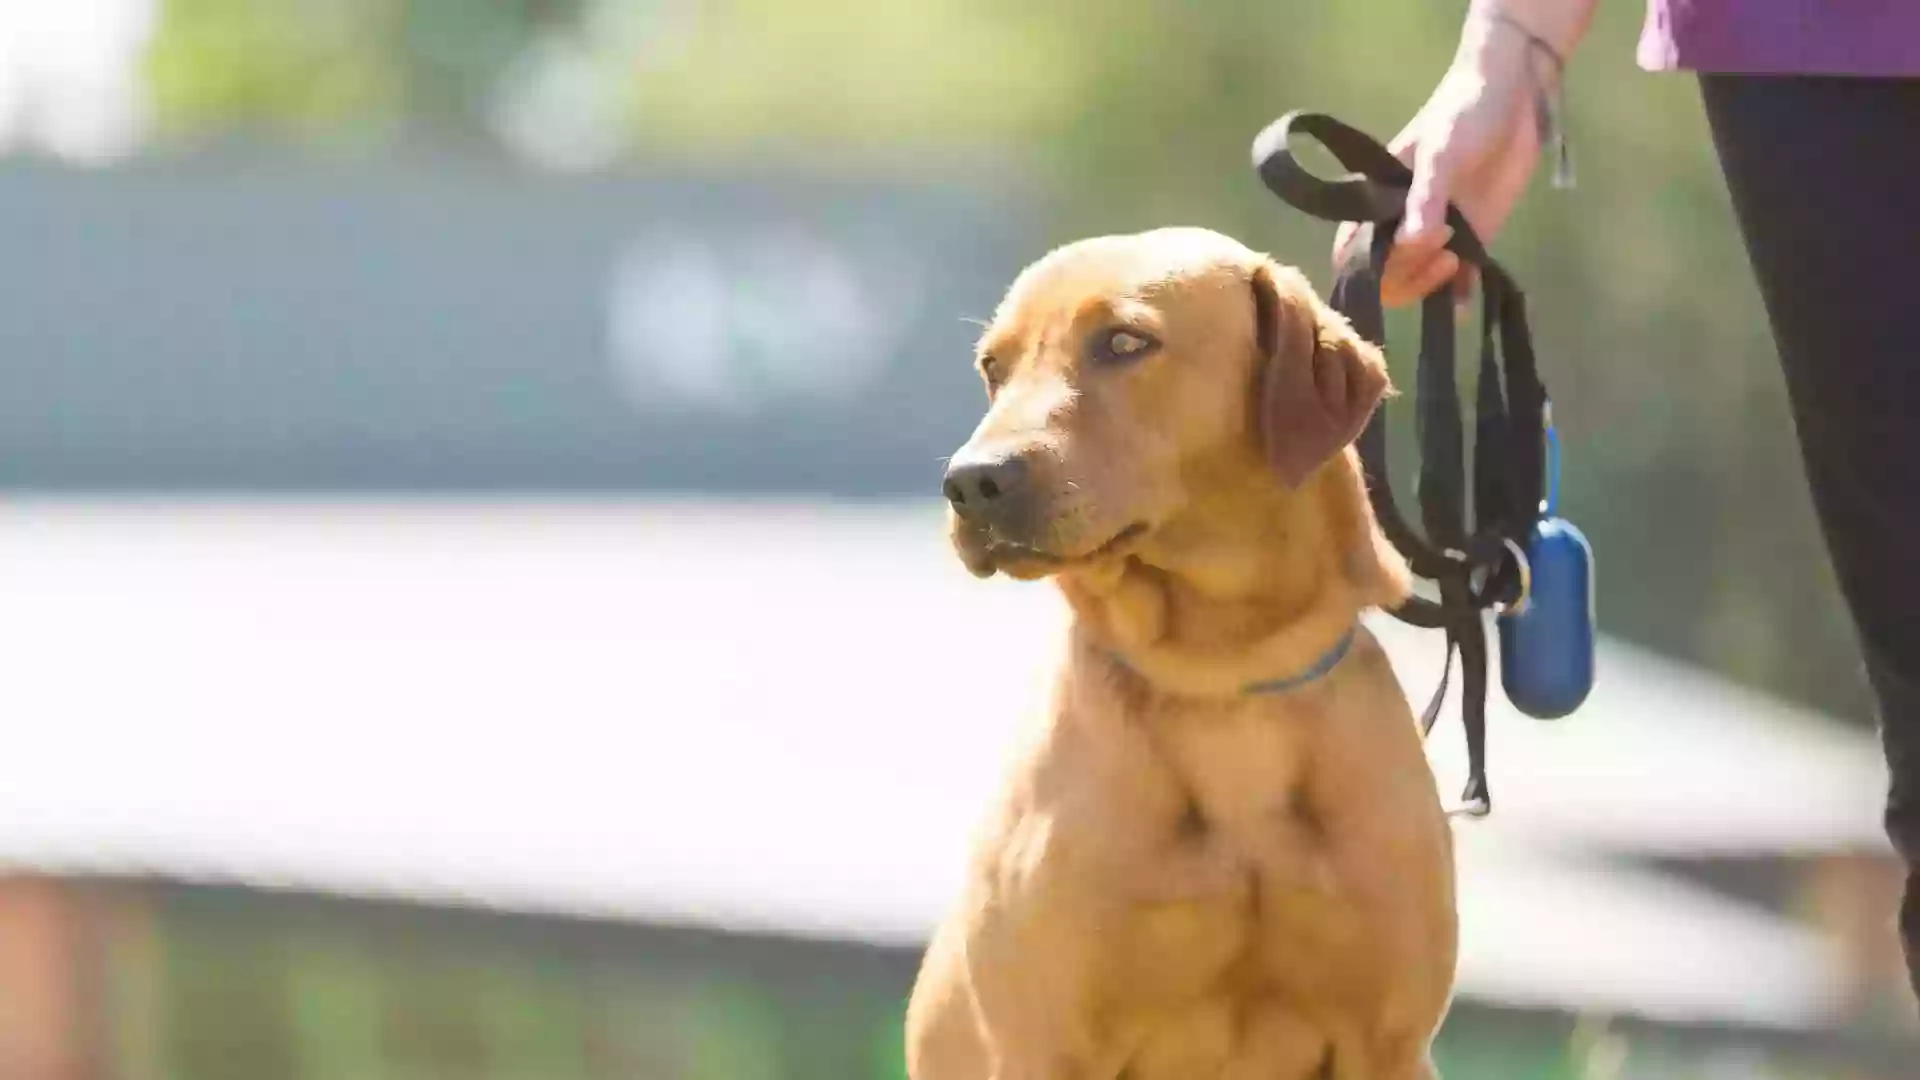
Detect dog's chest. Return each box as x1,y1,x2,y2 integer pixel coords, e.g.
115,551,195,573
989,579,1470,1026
1147,698,1321,831
979,693,1346,1004
1124,699,1346,932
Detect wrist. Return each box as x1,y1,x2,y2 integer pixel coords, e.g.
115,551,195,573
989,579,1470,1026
1457,0,1593,83
1456,0,1588,191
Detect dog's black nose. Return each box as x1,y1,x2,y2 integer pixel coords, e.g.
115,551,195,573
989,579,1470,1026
943,453,1031,524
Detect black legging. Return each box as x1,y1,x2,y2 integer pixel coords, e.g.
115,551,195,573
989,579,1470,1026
1700,73,1920,999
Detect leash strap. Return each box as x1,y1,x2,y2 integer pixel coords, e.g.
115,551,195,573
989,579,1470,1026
1254,111,1555,818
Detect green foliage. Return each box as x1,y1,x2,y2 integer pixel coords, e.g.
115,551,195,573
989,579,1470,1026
144,0,584,149
144,0,404,147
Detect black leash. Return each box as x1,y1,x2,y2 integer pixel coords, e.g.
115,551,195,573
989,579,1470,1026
1252,111,1556,819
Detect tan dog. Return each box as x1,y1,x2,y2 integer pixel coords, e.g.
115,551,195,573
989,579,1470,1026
907,227,1457,1080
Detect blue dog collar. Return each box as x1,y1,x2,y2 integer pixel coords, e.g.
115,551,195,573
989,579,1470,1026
1106,625,1358,697
1240,626,1358,695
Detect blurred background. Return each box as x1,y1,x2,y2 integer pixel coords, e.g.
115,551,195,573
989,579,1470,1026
0,0,1913,1077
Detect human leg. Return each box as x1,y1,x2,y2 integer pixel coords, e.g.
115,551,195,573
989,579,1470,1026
1699,71,1920,999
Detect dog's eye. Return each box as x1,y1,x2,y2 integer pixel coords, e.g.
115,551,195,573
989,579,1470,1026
978,355,1003,388
1092,328,1158,364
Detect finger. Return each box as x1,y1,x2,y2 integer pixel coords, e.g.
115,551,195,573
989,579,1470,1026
1335,218,1404,274
1451,264,1480,312
1384,223,1452,278
1332,221,1362,267
1383,251,1462,308
1380,250,1442,308
1380,245,1440,307
1381,223,1454,306
1409,252,1463,305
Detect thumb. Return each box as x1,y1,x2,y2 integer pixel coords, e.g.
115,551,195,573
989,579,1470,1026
1332,220,1363,266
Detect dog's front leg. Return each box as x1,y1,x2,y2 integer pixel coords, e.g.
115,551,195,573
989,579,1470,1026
963,920,1123,1080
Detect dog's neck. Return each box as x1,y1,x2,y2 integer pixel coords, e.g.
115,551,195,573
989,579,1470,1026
1056,450,1408,699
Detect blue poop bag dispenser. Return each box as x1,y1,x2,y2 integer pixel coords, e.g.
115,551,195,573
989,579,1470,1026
1497,404,1596,719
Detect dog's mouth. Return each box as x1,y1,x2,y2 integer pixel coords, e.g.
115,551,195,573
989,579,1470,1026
981,521,1149,575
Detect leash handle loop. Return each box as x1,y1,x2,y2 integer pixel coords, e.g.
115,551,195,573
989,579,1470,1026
1251,110,1496,271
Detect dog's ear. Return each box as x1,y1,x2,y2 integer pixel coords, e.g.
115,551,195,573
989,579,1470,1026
1251,260,1390,490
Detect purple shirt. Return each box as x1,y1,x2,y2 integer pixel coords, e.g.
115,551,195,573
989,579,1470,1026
1639,1,1920,77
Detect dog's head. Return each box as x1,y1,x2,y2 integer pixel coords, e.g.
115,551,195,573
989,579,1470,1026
943,227,1390,581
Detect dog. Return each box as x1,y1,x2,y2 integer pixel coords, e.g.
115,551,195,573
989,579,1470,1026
906,227,1457,1080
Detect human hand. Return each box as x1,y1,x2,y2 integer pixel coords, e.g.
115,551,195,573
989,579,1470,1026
1333,15,1555,308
